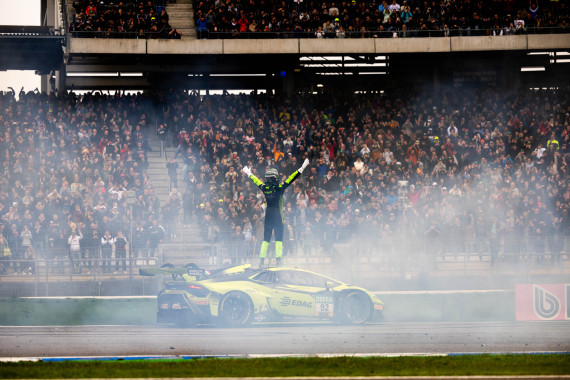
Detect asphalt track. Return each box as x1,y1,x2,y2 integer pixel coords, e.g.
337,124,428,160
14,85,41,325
1,321,570,358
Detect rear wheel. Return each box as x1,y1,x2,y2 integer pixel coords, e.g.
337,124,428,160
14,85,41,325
338,291,373,325
218,291,254,327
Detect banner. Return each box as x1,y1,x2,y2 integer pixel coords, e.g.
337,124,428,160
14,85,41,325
515,284,569,321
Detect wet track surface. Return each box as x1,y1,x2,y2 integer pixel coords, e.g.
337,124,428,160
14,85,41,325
2,321,570,357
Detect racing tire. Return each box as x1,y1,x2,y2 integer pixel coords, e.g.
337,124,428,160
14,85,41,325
218,291,254,327
338,291,373,325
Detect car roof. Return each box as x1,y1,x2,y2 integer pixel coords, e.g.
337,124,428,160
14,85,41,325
204,265,345,285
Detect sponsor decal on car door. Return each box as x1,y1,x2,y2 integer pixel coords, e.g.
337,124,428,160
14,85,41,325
269,285,317,316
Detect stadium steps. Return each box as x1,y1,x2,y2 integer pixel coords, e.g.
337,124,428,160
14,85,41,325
166,1,196,39
146,132,211,266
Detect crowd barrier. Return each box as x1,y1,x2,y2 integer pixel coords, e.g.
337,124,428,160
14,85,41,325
0,248,567,298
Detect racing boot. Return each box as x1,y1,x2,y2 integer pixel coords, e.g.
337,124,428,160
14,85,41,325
258,258,265,269
276,257,282,266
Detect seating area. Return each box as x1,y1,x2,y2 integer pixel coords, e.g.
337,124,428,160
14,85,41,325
193,0,569,38
0,85,568,279
69,0,182,39
64,0,570,39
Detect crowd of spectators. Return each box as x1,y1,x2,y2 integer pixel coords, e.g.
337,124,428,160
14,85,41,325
159,85,569,265
193,0,570,39
63,0,570,39
0,87,164,275
0,84,569,276
69,0,182,39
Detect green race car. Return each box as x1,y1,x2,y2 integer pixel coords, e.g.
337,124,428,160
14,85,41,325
140,263,384,327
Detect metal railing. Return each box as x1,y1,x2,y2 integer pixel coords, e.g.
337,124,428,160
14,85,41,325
0,257,159,297
0,231,570,297
67,26,570,39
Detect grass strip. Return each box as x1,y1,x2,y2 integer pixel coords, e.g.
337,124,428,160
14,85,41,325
1,354,569,378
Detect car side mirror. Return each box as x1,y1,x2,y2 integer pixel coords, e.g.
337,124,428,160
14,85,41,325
325,281,334,291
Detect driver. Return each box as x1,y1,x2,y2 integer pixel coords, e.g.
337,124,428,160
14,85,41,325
242,159,310,268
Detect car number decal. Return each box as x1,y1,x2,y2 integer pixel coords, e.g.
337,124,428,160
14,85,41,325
315,296,334,317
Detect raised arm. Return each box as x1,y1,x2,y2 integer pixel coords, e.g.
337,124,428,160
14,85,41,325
242,165,264,188
283,159,310,188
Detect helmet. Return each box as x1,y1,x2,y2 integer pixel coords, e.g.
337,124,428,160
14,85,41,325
265,168,279,180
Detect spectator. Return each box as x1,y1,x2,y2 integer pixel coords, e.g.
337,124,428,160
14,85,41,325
147,219,165,257
100,230,114,273
84,229,100,273
114,230,128,273
132,223,147,259
68,229,83,274
166,158,179,190
0,235,11,274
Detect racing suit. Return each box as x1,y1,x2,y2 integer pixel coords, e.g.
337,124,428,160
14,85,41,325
244,160,309,267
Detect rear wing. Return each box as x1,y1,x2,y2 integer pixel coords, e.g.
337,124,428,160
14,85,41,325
139,263,251,279
139,266,208,279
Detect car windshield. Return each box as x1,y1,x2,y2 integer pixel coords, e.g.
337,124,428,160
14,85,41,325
251,271,275,283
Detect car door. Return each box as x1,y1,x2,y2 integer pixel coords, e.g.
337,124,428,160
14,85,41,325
267,270,335,318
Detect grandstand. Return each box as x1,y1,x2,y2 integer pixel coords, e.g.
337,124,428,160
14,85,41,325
0,0,569,297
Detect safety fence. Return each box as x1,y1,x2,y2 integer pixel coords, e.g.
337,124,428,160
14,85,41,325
0,235,568,297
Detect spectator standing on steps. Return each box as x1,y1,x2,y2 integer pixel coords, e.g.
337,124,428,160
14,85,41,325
7,225,22,274
84,229,100,273
68,229,83,274
166,157,179,191
21,225,35,275
147,219,165,258
114,231,128,273
132,223,147,259
157,123,168,158
0,235,11,275
100,230,114,273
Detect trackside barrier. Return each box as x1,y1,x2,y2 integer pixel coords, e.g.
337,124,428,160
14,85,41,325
0,297,156,326
378,290,514,323
0,290,514,326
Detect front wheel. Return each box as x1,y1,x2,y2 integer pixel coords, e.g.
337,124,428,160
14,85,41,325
338,291,373,325
218,291,254,327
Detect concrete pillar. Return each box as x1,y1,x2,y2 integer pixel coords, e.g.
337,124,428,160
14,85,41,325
41,74,50,94
41,0,58,28
55,66,66,92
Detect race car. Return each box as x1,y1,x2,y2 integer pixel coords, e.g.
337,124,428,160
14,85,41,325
140,263,384,327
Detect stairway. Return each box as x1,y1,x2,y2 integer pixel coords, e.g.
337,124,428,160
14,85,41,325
165,0,196,39
146,131,212,267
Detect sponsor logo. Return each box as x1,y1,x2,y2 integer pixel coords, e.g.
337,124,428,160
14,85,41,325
315,296,333,303
254,314,266,321
515,284,568,321
280,296,312,308
534,285,560,319
567,285,570,320
193,299,209,305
